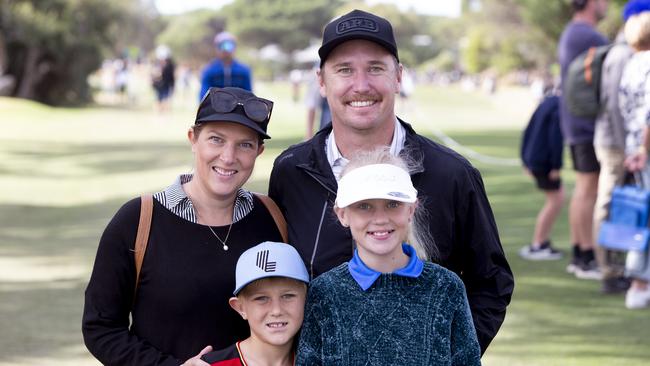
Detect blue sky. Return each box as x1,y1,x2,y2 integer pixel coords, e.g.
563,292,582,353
154,0,461,18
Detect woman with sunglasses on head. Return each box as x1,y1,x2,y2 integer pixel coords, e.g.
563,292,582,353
296,147,481,366
83,87,287,366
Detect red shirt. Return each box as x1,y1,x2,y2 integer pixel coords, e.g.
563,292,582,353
202,342,244,366
202,341,296,366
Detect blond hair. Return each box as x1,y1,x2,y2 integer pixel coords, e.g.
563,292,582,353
625,12,650,51
338,147,436,261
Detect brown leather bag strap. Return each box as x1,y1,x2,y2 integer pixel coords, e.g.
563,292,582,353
134,194,153,295
254,193,288,243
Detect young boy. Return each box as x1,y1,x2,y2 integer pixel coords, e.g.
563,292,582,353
201,241,309,366
519,91,565,261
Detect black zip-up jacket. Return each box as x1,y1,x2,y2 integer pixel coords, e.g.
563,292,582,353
268,120,514,353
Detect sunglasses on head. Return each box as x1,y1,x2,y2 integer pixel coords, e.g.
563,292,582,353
209,90,273,123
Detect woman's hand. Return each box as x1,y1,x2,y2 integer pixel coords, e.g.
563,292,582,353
181,345,212,366
624,148,648,172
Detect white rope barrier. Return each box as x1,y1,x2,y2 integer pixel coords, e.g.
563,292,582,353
426,126,521,167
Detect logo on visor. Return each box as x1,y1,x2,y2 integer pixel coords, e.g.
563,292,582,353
336,17,379,34
387,192,410,199
256,250,277,272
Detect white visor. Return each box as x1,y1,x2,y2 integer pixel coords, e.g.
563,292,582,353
336,163,417,208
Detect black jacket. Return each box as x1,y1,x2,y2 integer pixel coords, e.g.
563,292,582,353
268,120,514,353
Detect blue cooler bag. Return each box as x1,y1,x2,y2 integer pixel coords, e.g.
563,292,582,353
598,185,650,251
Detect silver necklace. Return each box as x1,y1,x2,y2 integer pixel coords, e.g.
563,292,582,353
207,223,233,251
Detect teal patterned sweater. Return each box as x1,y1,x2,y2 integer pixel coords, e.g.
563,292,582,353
296,262,481,365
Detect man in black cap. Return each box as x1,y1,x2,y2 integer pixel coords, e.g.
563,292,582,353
268,9,513,354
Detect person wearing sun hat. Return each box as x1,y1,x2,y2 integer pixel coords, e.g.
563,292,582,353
269,8,513,354
201,241,309,366
296,147,481,365
199,31,253,100
83,87,289,365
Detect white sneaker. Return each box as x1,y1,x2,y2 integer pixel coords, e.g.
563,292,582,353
625,286,650,309
574,266,603,280
519,241,563,261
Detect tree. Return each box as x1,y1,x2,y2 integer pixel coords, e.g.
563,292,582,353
0,0,158,105
223,0,342,52
156,9,226,69
456,0,630,75
462,28,490,74
333,1,447,67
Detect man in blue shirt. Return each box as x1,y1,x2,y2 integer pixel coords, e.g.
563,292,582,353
558,0,609,280
199,32,252,99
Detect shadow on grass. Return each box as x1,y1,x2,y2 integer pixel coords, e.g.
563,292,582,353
0,279,94,363
0,197,129,364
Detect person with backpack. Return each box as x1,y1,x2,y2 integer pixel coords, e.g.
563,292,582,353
519,84,566,261
557,0,609,280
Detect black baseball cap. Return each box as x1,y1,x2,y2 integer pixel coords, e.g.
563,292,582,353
195,87,273,139
318,9,399,67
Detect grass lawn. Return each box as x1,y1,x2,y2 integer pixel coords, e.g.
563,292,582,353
0,81,648,365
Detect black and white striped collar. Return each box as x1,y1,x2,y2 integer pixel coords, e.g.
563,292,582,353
153,174,254,224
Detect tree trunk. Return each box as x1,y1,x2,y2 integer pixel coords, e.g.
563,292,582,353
0,33,6,73
15,46,41,99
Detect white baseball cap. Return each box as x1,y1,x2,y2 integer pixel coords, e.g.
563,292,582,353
336,163,417,208
233,241,309,295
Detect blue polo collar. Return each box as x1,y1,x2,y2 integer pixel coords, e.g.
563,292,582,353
348,243,424,291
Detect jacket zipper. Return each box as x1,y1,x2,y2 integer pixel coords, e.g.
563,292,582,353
301,169,337,278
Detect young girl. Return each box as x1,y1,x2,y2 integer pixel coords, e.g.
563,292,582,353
296,148,481,365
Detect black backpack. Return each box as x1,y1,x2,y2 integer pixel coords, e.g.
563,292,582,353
563,44,613,119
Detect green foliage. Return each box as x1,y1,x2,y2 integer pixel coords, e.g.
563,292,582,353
0,0,157,105
424,49,457,73
517,0,571,68
337,1,456,67
599,0,627,39
491,37,530,74
462,28,489,74
156,9,225,69
223,0,342,52
1,0,635,106
460,0,634,74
